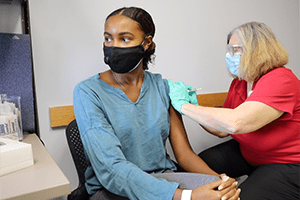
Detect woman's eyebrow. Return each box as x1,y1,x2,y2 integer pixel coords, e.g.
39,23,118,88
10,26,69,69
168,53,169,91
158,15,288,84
104,32,111,36
104,31,134,37
119,32,134,36
119,31,134,36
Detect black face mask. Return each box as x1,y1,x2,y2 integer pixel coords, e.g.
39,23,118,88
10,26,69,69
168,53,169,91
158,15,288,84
103,41,145,74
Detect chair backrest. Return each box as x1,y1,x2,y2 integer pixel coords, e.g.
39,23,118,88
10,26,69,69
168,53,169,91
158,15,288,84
66,119,88,185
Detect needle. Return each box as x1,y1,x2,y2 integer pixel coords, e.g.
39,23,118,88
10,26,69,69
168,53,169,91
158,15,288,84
187,88,202,93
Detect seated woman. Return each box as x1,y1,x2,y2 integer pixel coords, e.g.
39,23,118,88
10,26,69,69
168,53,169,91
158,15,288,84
73,6,240,200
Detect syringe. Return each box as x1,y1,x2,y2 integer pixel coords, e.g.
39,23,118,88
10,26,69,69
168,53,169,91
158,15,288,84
187,88,202,93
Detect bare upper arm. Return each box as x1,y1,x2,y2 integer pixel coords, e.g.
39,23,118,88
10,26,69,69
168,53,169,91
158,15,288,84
168,105,194,159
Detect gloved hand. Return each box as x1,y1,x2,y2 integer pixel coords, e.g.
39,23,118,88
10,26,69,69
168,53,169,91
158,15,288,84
168,80,189,113
187,85,199,106
168,80,199,114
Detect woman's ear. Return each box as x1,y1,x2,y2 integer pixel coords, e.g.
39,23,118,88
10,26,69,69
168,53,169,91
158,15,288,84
144,35,153,50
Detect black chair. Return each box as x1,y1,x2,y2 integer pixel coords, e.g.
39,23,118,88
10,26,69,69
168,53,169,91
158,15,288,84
66,119,89,200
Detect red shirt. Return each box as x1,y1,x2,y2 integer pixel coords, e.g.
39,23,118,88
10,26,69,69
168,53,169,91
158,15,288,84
223,67,300,165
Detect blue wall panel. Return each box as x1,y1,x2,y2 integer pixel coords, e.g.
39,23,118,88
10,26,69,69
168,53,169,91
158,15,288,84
0,33,36,133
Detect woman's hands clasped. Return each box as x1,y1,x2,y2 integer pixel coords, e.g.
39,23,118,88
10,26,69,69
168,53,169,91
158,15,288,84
173,174,240,200
192,174,240,200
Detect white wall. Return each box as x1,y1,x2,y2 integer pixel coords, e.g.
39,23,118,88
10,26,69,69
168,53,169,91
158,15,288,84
28,0,300,198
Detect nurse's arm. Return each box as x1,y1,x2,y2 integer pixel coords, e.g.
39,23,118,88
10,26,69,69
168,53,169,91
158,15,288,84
181,101,284,135
200,125,229,138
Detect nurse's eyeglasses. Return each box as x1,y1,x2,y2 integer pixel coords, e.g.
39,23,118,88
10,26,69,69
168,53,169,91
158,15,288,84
226,44,243,56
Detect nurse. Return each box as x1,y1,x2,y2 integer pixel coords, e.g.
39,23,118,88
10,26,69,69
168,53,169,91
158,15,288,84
168,22,300,200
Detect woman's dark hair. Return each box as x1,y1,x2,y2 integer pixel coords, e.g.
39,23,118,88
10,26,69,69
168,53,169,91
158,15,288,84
106,7,156,70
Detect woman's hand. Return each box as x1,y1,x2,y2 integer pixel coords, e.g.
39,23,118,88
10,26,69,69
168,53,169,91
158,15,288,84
192,174,240,200
167,79,190,113
168,79,198,114
172,174,240,200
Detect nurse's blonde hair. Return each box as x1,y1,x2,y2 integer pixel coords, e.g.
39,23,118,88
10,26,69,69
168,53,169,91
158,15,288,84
227,22,289,81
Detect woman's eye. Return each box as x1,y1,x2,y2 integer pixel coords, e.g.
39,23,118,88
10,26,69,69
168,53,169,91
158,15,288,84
105,37,112,43
234,47,243,54
122,37,130,43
